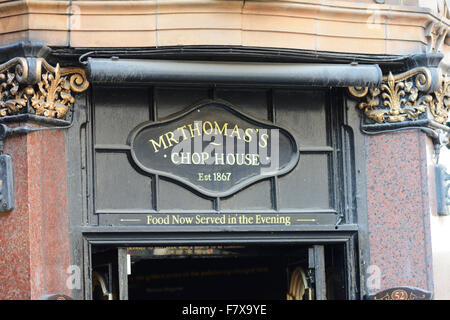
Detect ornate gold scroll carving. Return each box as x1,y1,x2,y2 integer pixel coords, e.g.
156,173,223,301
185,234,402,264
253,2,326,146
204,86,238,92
428,74,449,124
349,67,449,125
0,57,89,120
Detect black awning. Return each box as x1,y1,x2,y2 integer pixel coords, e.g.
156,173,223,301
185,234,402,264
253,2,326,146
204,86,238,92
86,58,382,87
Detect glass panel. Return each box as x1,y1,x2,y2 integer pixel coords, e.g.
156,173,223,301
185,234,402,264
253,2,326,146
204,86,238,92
278,154,330,210
95,152,152,210
158,178,213,211
155,86,210,119
274,89,328,147
221,180,272,210
215,88,270,120
94,87,150,145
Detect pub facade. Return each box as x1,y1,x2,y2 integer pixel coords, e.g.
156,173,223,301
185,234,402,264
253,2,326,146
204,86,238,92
0,0,449,300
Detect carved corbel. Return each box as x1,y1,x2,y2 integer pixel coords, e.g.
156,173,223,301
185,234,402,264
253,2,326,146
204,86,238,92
0,56,89,121
425,21,448,53
348,67,449,127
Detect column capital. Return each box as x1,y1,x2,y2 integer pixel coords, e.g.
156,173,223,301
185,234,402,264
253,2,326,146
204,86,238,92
0,42,89,125
348,54,449,133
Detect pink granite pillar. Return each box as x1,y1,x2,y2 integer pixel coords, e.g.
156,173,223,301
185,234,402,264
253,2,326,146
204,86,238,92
365,129,434,292
0,124,71,299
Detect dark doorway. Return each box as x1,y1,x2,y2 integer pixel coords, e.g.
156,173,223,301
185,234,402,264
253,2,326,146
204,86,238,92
129,255,285,300
91,244,348,300
128,246,294,300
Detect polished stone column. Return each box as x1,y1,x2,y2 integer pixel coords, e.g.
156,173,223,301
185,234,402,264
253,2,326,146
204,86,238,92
0,42,88,299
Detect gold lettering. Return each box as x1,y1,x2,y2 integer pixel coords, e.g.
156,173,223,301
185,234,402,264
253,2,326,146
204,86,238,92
244,128,254,142
259,133,269,148
195,215,226,225
251,154,260,166
172,215,194,224
172,215,180,224
180,152,190,164
202,121,213,135
201,152,209,164
226,153,236,165
191,152,202,164
244,153,252,165
230,124,242,140
214,121,228,136
171,152,180,164
176,125,188,140
255,214,291,226
215,153,225,165
164,131,179,147
149,136,168,153
236,153,244,165
146,215,170,225
238,215,254,224
188,122,202,137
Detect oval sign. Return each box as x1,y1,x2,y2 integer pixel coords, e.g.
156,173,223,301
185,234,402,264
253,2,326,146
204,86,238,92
128,99,299,197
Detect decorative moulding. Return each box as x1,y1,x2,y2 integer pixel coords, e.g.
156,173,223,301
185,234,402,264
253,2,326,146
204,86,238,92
348,54,449,132
0,42,89,125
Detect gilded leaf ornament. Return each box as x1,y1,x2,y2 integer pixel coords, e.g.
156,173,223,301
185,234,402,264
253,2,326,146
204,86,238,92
31,64,75,119
0,57,89,120
348,67,450,125
0,57,28,116
428,74,449,124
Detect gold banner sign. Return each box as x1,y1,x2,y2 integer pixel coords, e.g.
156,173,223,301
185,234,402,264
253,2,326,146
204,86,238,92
99,212,339,227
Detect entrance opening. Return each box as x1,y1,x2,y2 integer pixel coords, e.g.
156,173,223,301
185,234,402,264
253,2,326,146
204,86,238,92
91,244,348,300
128,245,304,300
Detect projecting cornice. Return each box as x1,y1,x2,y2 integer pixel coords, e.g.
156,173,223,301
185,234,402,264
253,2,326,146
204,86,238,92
0,42,89,124
0,0,449,55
